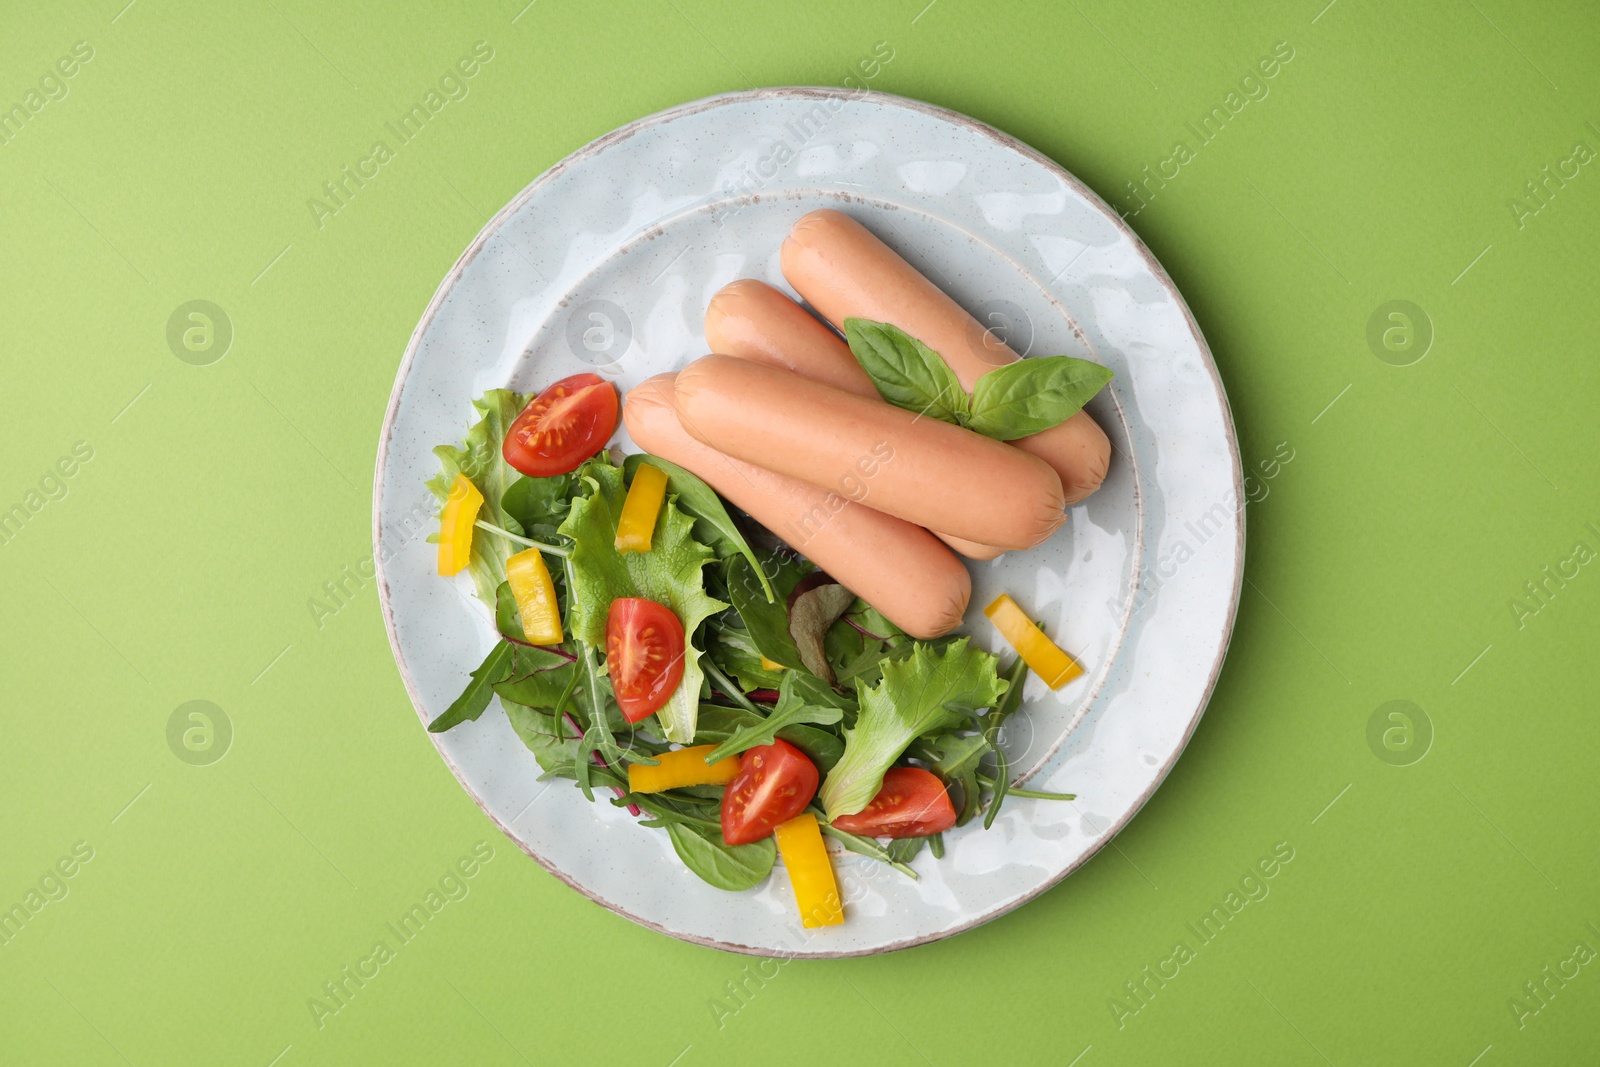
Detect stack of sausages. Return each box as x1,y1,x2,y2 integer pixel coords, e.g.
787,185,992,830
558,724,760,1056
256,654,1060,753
624,210,1111,640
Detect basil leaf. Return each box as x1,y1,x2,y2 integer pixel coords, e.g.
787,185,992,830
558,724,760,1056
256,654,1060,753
966,356,1113,440
624,452,775,603
726,556,805,670
843,318,968,425
664,823,776,891
428,641,515,733
701,672,847,765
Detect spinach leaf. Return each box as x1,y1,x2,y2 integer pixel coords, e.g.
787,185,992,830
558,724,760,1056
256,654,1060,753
624,453,775,602
966,356,1114,439
701,672,847,764
664,823,776,891
494,660,575,710
703,618,786,692
503,701,578,777
428,640,515,733
726,555,804,670
843,318,968,425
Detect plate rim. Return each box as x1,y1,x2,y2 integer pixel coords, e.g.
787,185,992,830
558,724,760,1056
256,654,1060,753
372,85,1245,958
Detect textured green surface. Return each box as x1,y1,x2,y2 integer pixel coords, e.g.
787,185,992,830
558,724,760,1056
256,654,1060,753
3,1,1597,1063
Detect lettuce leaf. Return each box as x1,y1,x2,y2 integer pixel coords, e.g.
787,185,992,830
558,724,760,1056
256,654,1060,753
819,638,1007,819
558,459,727,743
426,389,531,607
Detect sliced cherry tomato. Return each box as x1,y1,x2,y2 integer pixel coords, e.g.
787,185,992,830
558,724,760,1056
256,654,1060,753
830,767,956,838
721,740,819,845
502,373,618,477
605,598,686,723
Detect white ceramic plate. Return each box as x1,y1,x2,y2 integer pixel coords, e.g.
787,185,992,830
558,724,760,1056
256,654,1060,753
374,88,1242,957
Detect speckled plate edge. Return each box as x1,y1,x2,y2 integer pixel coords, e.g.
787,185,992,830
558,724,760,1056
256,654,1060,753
373,87,1243,957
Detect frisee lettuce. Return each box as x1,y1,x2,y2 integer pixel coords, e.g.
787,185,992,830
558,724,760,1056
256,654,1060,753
558,459,727,743
426,389,532,607
819,638,1008,819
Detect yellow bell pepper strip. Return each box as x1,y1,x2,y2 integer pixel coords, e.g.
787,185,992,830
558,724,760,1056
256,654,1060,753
983,593,1084,689
759,656,787,673
774,813,844,928
615,462,669,553
437,473,485,576
505,548,563,645
627,745,740,793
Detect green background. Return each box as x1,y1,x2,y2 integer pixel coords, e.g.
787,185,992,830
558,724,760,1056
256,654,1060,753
2,0,1596,1063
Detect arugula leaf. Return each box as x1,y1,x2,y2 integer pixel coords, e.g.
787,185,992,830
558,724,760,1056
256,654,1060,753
914,731,991,827
428,641,516,733
624,453,774,603
726,556,805,670
819,638,1007,819
426,390,531,607
558,459,727,743
886,836,926,866
816,821,918,880
966,356,1114,439
843,318,967,425
694,704,844,771
663,823,776,891
701,671,847,764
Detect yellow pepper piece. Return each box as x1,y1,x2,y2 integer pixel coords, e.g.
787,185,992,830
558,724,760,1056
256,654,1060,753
627,745,740,793
506,548,563,645
759,656,786,672
615,463,669,553
774,813,843,928
984,593,1084,689
437,473,485,576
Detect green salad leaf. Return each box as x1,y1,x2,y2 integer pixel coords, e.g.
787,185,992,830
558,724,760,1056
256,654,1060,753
663,823,776,891
842,318,1112,442
427,641,515,733
726,555,805,670
624,453,775,603
559,459,727,744
694,703,845,772
819,638,1007,819
701,671,847,764
426,389,531,607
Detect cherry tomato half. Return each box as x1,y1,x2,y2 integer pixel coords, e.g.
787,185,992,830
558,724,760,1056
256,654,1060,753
721,740,819,846
502,373,619,477
605,598,686,723
829,767,956,838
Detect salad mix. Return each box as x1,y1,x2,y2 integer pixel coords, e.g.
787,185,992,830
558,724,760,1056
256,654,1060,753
424,314,1107,929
